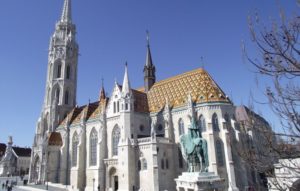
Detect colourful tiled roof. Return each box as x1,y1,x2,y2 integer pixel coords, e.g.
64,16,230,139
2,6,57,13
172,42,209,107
145,68,230,112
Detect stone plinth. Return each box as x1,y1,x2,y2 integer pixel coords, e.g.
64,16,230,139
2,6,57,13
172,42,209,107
175,172,225,191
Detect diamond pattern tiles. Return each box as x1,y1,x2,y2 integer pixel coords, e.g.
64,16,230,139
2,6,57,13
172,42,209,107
145,68,230,112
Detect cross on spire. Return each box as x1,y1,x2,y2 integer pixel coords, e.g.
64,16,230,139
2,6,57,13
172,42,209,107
146,30,150,47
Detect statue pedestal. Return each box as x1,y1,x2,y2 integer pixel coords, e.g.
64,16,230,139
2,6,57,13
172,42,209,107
175,172,225,191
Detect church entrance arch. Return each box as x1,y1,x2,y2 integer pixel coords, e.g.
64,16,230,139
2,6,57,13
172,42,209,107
109,167,118,191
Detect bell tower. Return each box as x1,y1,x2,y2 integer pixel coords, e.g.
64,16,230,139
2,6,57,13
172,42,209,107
29,0,78,184
44,0,78,129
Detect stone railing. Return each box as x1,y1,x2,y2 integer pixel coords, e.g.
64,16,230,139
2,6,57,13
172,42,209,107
137,137,151,144
104,158,118,166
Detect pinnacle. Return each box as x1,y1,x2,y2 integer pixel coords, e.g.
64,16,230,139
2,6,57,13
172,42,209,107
61,0,72,23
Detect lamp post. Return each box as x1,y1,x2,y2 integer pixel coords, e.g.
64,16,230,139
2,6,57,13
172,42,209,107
92,178,95,191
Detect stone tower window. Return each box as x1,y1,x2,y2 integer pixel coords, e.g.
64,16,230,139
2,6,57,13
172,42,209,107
178,118,185,136
64,90,69,105
72,133,79,167
66,65,71,79
113,102,116,113
90,128,98,166
198,115,206,132
212,113,220,131
112,125,120,156
55,88,60,103
57,64,62,78
161,159,165,169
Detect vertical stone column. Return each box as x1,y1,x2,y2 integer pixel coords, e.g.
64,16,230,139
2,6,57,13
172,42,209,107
207,123,217,173
222,129,239,191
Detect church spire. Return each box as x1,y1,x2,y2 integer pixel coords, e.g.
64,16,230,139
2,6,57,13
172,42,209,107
61,0,72,23
145,31,153,67
122,62,131,96
99,78,106,100
143,31,156,92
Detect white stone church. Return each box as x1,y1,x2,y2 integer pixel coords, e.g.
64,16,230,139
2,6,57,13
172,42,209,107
29,0,272,191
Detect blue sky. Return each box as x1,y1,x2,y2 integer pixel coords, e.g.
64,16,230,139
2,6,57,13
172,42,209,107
0,0,297,147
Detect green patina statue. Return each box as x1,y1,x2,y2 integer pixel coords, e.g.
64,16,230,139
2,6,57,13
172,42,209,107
179,117,209,172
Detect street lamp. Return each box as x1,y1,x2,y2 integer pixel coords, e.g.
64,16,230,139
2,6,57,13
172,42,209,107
93,178,95,191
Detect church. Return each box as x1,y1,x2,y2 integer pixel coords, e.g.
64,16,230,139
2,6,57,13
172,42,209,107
29,0,272,191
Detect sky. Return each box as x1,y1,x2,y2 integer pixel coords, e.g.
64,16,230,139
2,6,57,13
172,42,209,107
0,0,298,147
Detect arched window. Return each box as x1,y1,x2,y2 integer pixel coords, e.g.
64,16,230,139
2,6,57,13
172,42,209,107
55,88,60,103
142,158,147,170
57,64,62,78
165,159,169,169
112,125,120,156
178,118,185,136
212,113,220,131
66,65,71,79
90,128,98,166
117,101,120,112
72,132,79,167
198,115,206,132
216,139,224,166
161,159,165,169
113,102,116,113
64,90,69,105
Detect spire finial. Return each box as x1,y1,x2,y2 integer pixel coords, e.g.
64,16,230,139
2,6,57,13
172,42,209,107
201,56,205,69
146,30,150,47
61,0,72,23
101,77,104,87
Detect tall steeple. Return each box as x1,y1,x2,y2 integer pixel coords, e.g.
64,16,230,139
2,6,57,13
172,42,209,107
29,0,78,184
61,0,72,23
143,31,156,92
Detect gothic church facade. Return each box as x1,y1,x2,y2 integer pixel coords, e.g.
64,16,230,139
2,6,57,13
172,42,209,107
29,1,269,191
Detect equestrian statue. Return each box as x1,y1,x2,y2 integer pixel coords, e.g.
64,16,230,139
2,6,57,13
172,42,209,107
179,117,209,172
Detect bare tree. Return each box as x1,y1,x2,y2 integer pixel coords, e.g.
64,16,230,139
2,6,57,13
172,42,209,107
241,4,300,190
